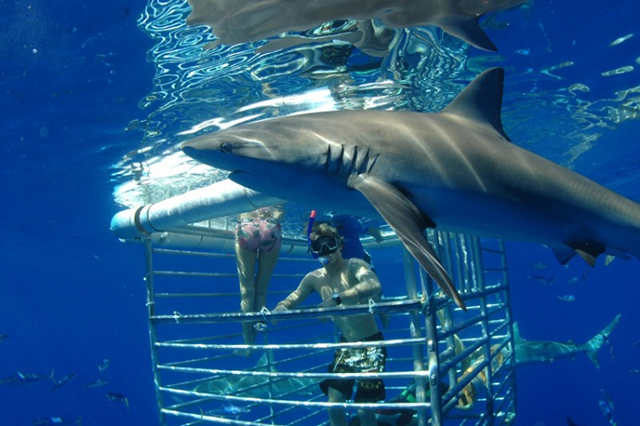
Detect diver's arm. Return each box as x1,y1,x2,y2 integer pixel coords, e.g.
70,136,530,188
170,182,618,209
274,274,315,311
339,258,382,304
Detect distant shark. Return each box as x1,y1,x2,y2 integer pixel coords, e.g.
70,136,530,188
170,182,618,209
195,353,318,398
182,68,640,309
514,314,621,367
186,0,528,52
441,314,621,412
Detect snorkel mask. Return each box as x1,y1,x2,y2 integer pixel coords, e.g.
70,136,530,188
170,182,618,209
307,210,341,265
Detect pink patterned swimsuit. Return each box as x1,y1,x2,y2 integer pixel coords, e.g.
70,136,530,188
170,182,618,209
236,217,282,252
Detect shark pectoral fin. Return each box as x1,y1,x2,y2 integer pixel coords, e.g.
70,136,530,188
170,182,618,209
347,174,466,310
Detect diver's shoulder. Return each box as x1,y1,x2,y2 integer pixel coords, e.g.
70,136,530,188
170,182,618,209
346,257,369,270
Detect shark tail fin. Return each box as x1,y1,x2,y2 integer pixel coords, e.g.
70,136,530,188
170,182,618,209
585,314,622,368
442,68,511,142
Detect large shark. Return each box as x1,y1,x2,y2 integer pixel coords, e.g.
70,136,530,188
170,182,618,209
186,0,528,52
182,68,640,309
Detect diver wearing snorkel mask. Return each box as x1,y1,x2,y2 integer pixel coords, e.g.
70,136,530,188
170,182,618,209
273,218,387,426
311,233,343,265
306,210,345,265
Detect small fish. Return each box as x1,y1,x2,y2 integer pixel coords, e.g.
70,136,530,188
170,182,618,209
610,33,633,47
527,275,556,286
634,341,640,347
33,416,82,425
1,369,55,386
84,379,109,388
0,333,9,342
558,295,575,302
206,403,251,418
98,359,110,372
106,392,129,411
567,277,579,284
629,369,640,374
529,262,547,270
52,373,76,392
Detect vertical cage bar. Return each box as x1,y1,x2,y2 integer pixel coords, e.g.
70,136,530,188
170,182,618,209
145,239,166,426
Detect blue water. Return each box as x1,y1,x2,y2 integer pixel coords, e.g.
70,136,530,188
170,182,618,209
2,0,639,425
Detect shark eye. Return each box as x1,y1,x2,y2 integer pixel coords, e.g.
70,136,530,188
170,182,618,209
220,142,232,153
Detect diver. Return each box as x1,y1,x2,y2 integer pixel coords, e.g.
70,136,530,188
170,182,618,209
234,205,284,356
273,223,386,426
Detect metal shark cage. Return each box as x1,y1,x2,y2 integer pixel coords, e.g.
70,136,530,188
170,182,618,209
130,221,518,426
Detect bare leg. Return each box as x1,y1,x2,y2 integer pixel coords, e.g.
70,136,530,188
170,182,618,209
327,387,348,426
235,244,258,352
357,408,377,426
254,247,281,312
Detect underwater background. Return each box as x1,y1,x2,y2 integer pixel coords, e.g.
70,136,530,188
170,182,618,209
2,0,639,424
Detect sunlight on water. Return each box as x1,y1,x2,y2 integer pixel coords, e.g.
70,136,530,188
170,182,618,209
113,0,471,207
112,0,640,209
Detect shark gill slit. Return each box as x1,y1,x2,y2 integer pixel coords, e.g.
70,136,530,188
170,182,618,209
324,145,331,173
346,145,358,176
366,152,379,174
335,144,345,175
357,147,371,174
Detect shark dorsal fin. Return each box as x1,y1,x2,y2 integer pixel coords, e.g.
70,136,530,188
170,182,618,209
256,351,277,372
442,68,511,142
513,321,522,343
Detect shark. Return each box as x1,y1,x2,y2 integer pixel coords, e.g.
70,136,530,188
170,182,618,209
195,353,319,398
514,314,621,367
182,68,640,310
186,0,529,52
421,314,621,413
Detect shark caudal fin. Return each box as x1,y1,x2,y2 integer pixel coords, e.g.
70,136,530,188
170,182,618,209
585,314,622,368
513,322,522,343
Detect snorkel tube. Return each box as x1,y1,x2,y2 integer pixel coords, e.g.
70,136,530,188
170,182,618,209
307,210,317,259
308,210,330,265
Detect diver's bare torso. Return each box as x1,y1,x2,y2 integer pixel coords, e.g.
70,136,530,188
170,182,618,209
308,258,380,342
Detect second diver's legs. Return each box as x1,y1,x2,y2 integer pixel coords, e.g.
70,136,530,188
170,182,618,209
235,245,258,354
254,247,281,313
